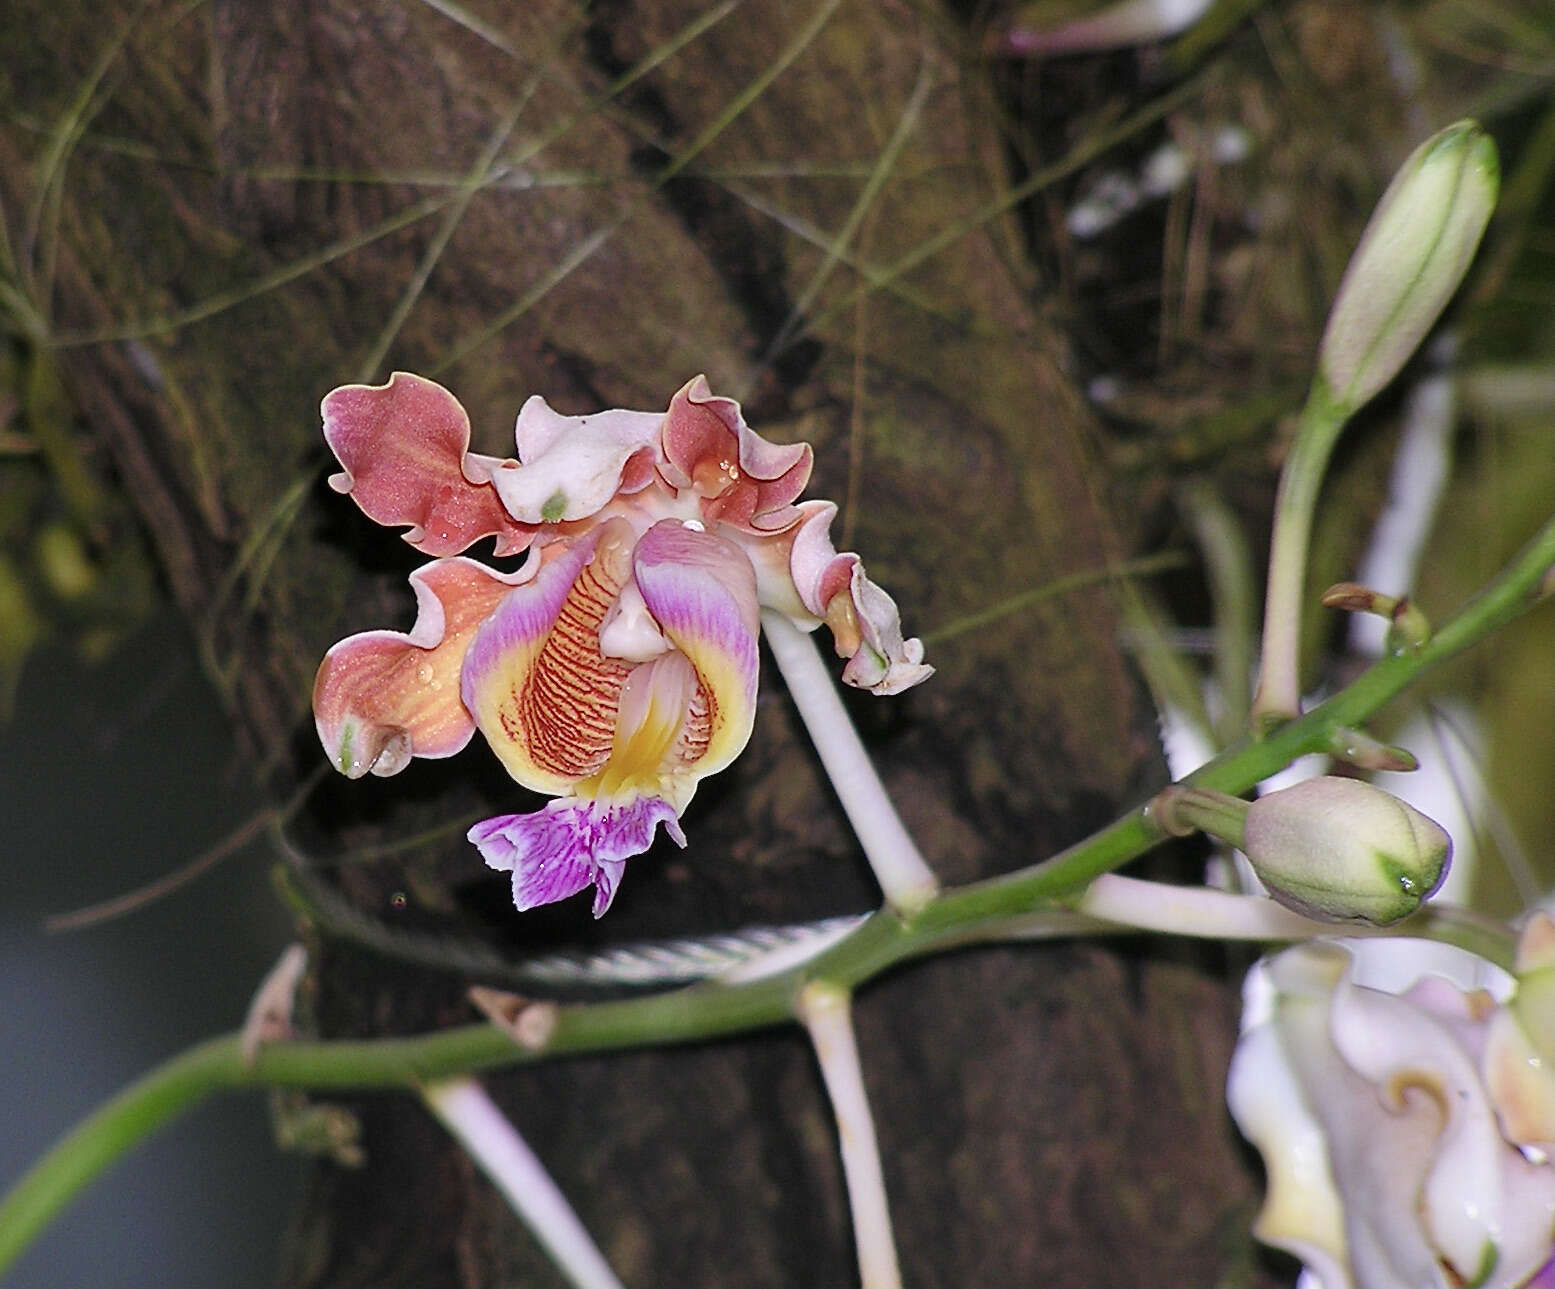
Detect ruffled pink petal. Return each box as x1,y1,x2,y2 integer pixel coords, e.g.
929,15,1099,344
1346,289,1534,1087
468,795,686,917
745,500,933,696
658,376,812,534
323,372,536,557
632,520,760,785
490,394,665,523
314,557,527,777
461,524,636,795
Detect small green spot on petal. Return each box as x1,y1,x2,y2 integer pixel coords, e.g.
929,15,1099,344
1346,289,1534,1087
1464,1236,1499,1289
541,489,568,523
337,723,355,776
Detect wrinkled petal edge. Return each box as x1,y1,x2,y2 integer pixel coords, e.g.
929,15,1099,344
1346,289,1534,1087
323,372,535,557
314,556,529,777
469,794,687,918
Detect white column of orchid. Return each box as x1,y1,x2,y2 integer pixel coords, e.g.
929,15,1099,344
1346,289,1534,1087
798,982,902,1289
422,1077,627,1289
761,610,939,916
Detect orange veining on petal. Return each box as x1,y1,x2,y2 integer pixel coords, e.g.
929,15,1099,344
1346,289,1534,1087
515,530,634,781
675,678,714,768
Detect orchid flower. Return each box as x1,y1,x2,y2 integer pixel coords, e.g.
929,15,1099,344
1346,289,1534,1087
314,373,931,917
1227,921,1555,1289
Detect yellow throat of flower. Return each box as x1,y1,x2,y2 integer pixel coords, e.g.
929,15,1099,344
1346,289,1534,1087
578,651,698,804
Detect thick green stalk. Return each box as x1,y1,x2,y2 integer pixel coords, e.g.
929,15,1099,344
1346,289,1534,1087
0,1036,238,1271
2,516,1549,1276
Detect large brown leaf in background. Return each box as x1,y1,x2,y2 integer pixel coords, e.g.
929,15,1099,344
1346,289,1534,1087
11,0,1511,1283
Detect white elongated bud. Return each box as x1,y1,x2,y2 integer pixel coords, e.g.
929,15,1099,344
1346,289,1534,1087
1242,776,1451,925
1319,120,1498,415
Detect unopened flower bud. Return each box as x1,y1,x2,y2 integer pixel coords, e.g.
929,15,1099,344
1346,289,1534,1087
1242,776,1451,925
1318,121,1497,416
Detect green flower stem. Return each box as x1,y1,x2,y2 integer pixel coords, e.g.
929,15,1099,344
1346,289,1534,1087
1250,382,1349,726
2,516,1549,1277
1156,786,1251,848
897,512,1554,932
1177,478,1257,741
0,1035,236,1272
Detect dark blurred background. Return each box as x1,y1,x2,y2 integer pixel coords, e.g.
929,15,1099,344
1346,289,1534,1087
2,616,300,1287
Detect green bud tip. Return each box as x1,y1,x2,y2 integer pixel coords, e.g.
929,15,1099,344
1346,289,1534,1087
1241,776,1451,925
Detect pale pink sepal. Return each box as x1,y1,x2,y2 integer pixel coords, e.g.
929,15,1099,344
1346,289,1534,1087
314,556,529,778
469,796,687,918
489,396,664,524
658,375,812,533
323,372,536,557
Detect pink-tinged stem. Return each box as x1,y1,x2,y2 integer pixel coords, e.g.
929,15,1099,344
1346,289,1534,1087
1077,874,1327,940
798,983,901,1289
421,1077,625,1289
760,611,939,915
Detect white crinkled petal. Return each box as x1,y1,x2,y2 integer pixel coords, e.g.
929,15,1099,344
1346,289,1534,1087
1267,946,1448,1289
734,501,932,696
1342,935,1515,1001
1226,1019,1351,1289
838,563,933,696
1327,967,1506,1283
1239,942,1555,1289
1329,962,1555,1286
492,397,664,522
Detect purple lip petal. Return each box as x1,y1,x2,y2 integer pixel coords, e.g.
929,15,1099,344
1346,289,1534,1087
468,795,686,918
469,811,598,910
590,856,627,919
